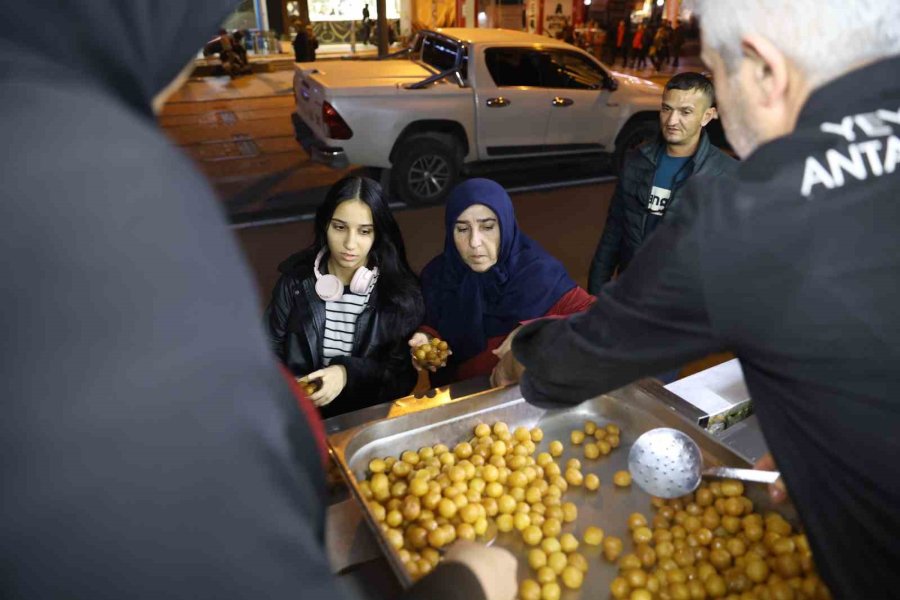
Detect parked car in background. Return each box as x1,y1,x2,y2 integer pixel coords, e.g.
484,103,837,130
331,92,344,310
292,28,670,204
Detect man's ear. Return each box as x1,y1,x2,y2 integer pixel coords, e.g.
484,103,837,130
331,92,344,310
700,106,717,127
740,33,789,108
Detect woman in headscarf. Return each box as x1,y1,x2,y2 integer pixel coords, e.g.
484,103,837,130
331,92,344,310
408,178,595,386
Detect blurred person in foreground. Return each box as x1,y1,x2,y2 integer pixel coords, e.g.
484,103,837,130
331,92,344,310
493,1,900,597
0,2,516,599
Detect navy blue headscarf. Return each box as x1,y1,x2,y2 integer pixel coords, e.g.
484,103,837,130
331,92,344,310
421,179,576,362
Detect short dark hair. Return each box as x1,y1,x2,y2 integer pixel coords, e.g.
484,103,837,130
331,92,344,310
664,72,715,108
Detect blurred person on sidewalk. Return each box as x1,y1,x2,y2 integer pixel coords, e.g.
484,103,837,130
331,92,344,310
629,21,645,69
293,20,313,62
670,20,685,67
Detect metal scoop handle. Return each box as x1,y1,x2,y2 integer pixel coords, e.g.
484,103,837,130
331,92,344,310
702,466,780,485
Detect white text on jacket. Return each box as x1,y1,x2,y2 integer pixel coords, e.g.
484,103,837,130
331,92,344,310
801,107,900,197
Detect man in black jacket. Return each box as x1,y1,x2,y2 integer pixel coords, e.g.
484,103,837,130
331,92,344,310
494,1,900,597
588,72,735,293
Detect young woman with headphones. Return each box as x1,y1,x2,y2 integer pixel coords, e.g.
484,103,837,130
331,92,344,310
264,176,424,417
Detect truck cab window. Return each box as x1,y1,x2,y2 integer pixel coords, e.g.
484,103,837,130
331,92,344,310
485,48,542,88
539,51,607,90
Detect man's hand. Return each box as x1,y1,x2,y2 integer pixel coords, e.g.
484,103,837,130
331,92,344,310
303,365,347,407
491,325,522,361
490,348,525,388
444,540,517,600
754,452,788,504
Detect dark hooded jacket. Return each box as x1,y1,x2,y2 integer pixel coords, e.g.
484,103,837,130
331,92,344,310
264,250,422,418
588,128,736,292
0,2,484,599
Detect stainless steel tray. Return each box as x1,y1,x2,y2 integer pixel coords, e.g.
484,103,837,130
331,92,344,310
328,379,795,595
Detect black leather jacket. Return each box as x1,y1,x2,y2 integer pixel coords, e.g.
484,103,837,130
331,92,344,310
264,253,421,418
588,129,736,292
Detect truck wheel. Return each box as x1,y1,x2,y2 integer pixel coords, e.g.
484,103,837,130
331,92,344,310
392,134,461,205
614,119,658,171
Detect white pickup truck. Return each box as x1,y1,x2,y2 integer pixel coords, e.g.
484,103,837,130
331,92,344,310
292,27,665,204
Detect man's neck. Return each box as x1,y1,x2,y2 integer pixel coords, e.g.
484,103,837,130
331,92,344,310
666,135,700,158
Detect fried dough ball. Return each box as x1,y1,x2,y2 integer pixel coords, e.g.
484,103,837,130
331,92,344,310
413,338,451,369
560,532,579,553
564,468,584,486
584,473,600,490
541,537,562,554
536,566,556,584
548,551,568,574
541,581,561,600
584,525,604,546
603,536,624,562
523,524,544,546
610,576,630,599
528,548,548,570
548,440,564,457
628,513,648,530
613,470,632,487
568,551,589,572
519,579,542,600
561,565,584,589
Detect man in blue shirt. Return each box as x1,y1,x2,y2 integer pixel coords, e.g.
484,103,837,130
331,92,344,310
588,72,736,292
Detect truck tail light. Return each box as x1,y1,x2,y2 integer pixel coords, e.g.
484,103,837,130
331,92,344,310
322,101,353,140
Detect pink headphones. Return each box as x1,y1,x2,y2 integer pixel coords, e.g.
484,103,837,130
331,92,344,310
313,247,378,301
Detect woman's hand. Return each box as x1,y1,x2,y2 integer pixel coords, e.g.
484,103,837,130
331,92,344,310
407,332,451,373
302,365,347,407
408,332,430,372
754,452,788,504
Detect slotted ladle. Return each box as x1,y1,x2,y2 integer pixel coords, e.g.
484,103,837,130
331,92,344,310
627,428,780,499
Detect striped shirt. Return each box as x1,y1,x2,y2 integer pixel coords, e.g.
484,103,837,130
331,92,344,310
322,288,369,365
